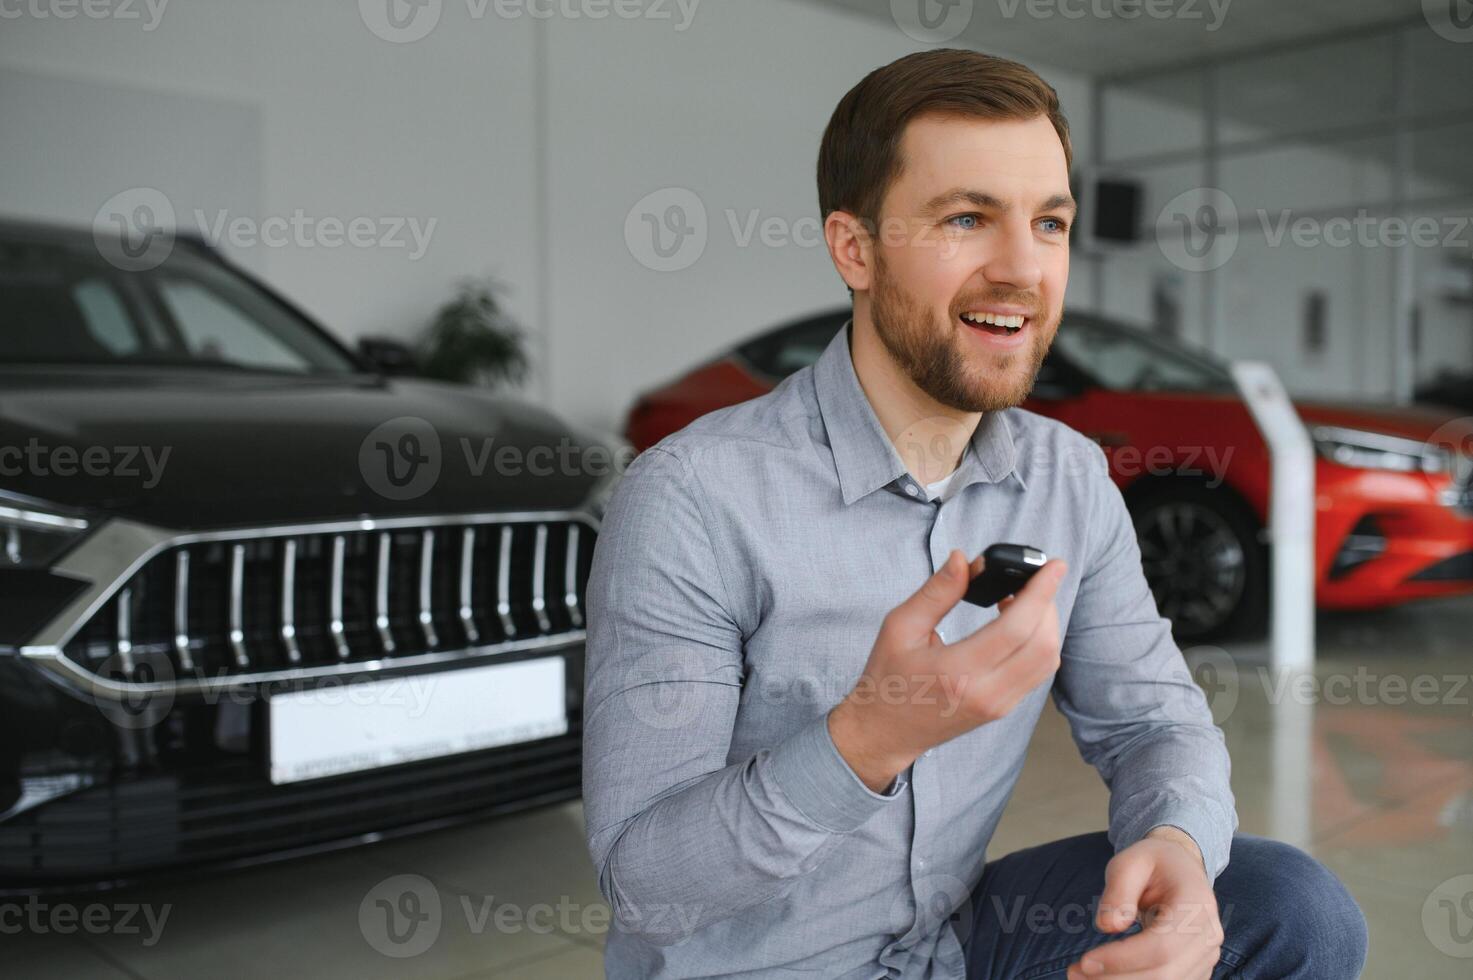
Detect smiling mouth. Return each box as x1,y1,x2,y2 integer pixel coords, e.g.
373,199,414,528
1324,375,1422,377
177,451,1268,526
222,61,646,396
959,311,1028,336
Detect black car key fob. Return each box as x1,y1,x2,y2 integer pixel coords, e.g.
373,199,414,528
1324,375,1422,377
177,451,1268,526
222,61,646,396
962,543,1048,607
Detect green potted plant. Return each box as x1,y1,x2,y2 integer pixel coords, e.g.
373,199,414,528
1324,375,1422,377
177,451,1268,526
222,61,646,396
417,276,530,389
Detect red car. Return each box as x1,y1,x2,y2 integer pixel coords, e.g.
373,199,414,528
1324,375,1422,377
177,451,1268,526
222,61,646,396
624,309,1473,641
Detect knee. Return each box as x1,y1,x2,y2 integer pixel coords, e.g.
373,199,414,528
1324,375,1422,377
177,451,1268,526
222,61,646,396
1218,836,1368,978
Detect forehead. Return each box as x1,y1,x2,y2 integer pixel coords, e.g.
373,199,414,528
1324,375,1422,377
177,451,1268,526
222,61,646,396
888,113,1070,207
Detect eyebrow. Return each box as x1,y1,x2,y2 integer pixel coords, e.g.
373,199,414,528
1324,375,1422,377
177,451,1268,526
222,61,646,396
919,188,1078,218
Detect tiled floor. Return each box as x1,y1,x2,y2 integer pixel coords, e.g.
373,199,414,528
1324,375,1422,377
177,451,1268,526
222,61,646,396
8,598,1473,978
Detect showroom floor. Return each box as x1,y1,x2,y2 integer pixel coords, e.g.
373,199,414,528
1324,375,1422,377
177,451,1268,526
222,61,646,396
9,599,1473,979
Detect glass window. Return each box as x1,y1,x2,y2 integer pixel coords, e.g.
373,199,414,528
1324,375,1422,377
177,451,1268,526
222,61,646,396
1218,135,1397,216
1052,317,1235,394
1102,70,1206,163
1217,35,1396,144
72,277,141,355
0,239,358,373
1408,120,1473,202
1406,24,1473,119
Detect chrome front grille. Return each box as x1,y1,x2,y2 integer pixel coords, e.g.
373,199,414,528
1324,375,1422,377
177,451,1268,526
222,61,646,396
60,515,596,685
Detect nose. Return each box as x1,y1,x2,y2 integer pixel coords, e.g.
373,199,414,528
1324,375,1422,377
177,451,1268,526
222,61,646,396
980,218,1043,291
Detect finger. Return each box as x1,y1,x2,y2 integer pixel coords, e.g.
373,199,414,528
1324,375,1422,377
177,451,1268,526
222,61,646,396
948,557,1066,657
979,602,1061,693
969,553,986,578
1096,850,1152,934
887,550,968,644
1076,925,1177,975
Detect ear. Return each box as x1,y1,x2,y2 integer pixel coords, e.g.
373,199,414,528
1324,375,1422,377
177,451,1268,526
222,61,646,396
824,210,875,294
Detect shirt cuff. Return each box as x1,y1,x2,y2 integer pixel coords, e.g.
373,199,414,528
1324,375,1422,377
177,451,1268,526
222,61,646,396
765,712,907,834
1112,798,1235,884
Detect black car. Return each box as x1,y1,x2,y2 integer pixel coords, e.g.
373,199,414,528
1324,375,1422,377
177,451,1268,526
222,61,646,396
0,219,619,891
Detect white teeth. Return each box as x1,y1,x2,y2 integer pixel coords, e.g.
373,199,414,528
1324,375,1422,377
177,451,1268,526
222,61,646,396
961,312,1026,330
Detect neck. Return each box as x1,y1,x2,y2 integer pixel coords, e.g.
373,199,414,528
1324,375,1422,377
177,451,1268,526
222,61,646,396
848,307,981,486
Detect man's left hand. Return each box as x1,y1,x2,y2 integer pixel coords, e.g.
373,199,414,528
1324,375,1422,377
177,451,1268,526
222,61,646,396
1065,827,1223,979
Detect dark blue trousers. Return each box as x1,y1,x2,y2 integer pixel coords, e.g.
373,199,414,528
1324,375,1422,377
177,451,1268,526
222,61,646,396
962,832,1368,979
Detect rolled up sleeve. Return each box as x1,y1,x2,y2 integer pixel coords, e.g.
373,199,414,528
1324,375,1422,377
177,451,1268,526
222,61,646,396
1050,443,1239,882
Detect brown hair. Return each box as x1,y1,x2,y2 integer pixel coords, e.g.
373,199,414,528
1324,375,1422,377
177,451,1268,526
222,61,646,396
818,49,1073,231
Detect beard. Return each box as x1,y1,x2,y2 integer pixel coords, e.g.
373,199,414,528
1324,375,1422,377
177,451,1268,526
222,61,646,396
869,252,1055,413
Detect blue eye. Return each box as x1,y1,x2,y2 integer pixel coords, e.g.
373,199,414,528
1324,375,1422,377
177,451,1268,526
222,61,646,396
1040,218,1067,234
948,214,979,231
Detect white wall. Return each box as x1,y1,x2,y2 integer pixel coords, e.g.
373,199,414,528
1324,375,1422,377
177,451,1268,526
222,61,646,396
0,0,1092,432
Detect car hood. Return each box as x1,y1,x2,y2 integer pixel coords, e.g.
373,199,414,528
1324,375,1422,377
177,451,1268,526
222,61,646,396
1293,398,1472,445
0,368,606,530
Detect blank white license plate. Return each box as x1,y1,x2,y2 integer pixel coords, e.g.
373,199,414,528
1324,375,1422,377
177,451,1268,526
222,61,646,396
268,657,568,785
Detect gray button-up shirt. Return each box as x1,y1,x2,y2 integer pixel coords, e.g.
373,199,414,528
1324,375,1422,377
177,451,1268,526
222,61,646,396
583,320,1237,979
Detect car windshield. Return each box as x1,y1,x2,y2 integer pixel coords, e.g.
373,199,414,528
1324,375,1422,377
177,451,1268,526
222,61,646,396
1051,317,1237,394
0,237,360,374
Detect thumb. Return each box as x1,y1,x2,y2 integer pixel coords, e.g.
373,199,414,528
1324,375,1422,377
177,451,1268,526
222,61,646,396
1096,850,1152,933
890,549,968,641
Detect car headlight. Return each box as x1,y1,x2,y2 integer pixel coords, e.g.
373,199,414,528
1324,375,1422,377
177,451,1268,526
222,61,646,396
0,501,91,569
1311,426,1451,474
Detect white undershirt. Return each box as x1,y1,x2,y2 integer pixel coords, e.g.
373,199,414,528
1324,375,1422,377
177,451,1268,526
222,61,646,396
923,444,969,502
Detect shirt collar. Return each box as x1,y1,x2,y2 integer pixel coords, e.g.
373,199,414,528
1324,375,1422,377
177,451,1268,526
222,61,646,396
813,319,1026,506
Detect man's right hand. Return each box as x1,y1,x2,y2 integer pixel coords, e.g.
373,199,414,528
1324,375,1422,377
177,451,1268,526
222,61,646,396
827,549,1068,792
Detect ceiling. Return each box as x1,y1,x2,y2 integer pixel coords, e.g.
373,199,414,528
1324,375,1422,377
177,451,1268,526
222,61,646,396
798,0,1424,79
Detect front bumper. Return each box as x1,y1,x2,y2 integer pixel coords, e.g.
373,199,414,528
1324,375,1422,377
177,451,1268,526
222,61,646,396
0,643,584,893
0,509,597,892
1316,464,1473,609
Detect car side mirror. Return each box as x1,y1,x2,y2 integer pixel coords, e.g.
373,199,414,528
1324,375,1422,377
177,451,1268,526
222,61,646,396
358,337,420,377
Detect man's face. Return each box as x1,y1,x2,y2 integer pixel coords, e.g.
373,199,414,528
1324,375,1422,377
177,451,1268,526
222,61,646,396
865,113,1073,413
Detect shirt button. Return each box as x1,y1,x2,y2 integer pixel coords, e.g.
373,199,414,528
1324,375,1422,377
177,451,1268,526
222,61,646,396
916,859,927,871
904,484,919,496
923,749,934,758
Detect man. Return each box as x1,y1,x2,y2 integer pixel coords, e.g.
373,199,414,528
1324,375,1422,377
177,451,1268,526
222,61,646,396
583,49,1367,979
